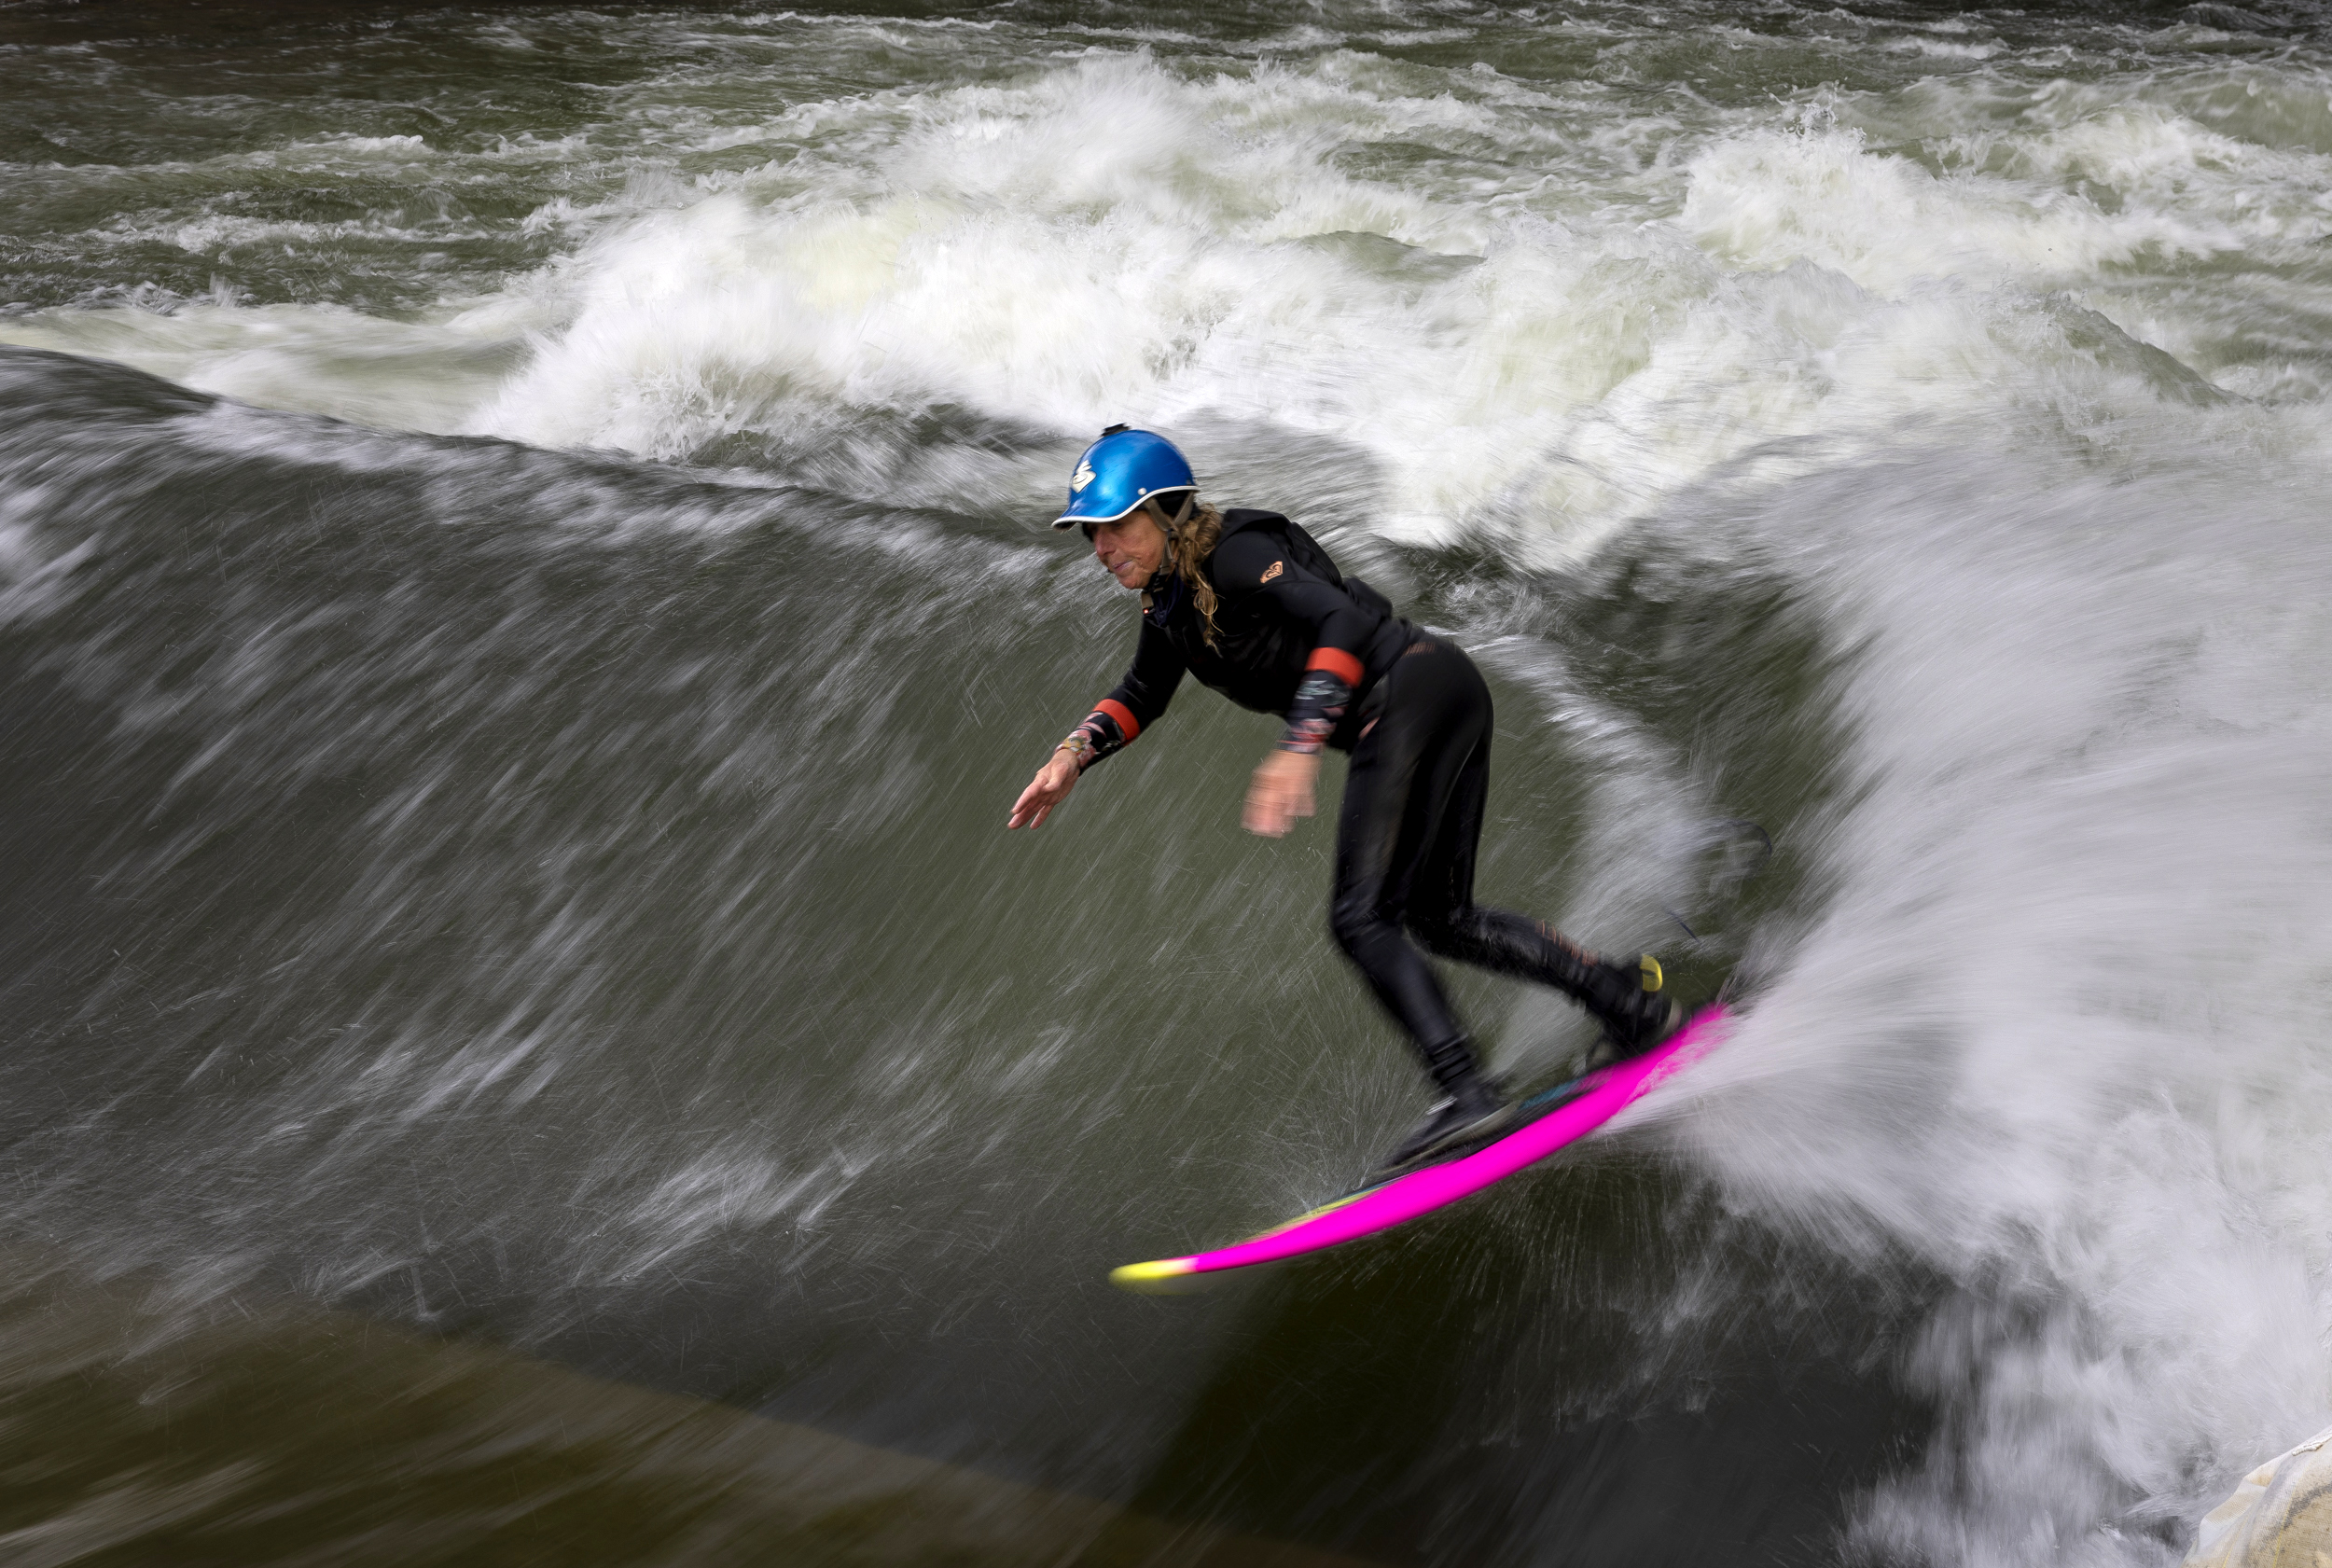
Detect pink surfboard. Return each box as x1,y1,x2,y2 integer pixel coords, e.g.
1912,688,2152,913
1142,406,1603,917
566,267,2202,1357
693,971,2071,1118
1110,1005,1731,1291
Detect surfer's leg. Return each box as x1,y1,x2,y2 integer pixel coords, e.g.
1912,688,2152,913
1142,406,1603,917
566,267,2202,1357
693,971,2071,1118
1329,640,1514,1173
1423,903,1680,1056
1326,675,1475,1075
1396,659,1681,1057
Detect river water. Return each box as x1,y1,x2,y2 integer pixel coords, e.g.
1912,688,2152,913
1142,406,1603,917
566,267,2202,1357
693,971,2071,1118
5,1,2332,1563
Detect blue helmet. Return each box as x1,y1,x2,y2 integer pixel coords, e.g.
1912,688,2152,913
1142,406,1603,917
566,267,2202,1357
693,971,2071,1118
1052,426,1196,529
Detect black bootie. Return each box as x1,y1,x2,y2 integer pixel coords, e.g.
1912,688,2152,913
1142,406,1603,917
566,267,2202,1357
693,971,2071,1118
1369,1036,1517,1183
1580,953,1683,1064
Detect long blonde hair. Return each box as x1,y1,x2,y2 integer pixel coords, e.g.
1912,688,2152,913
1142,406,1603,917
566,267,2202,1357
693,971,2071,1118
1141,493,1227,646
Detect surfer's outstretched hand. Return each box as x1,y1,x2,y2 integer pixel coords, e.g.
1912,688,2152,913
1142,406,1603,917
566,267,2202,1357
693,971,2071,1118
1243,749,1318,838
1008,751,1080,829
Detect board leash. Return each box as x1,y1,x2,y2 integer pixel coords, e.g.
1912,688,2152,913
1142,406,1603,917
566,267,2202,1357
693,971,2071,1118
1661,817,1771,942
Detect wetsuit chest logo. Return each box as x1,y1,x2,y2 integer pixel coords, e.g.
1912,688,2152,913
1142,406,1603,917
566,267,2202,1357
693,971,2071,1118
1260,561,1284,583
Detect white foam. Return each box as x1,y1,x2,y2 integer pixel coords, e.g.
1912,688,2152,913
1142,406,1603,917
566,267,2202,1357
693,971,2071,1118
3,301,528,435
438,47,2332,563
1645,446,2332,1563
17,39,2332,570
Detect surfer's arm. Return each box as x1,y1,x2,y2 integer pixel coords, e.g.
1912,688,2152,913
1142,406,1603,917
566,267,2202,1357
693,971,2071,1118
1059,620,1186,773
1209,532,1364,756
1009,622,1185,829
1213,533,1371,836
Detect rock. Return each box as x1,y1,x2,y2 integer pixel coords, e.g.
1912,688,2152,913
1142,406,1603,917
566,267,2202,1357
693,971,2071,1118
2186,1424,2332,1568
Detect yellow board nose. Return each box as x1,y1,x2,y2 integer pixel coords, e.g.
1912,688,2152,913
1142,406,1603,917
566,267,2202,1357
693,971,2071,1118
1108,1258,1197,1293
1640,954,1664,992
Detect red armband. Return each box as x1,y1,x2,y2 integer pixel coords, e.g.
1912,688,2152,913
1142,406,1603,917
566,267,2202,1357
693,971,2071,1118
1305,646,1365,687
1095,698,1141,742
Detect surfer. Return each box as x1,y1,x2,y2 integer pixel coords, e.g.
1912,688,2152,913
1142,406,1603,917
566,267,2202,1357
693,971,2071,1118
1007,427,1680,1176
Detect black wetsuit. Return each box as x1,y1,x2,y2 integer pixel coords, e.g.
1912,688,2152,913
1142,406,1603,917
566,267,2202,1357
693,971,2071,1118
1061,511,1620,1091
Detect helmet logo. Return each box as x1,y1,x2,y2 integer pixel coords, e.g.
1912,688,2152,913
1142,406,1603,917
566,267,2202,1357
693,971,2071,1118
1071,462,1096,495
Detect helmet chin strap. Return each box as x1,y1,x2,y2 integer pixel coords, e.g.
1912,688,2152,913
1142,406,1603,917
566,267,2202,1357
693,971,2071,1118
1143,492,1196,596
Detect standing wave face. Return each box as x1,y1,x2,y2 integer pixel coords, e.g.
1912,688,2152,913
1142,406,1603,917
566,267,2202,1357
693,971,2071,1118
7,3,2332,1564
